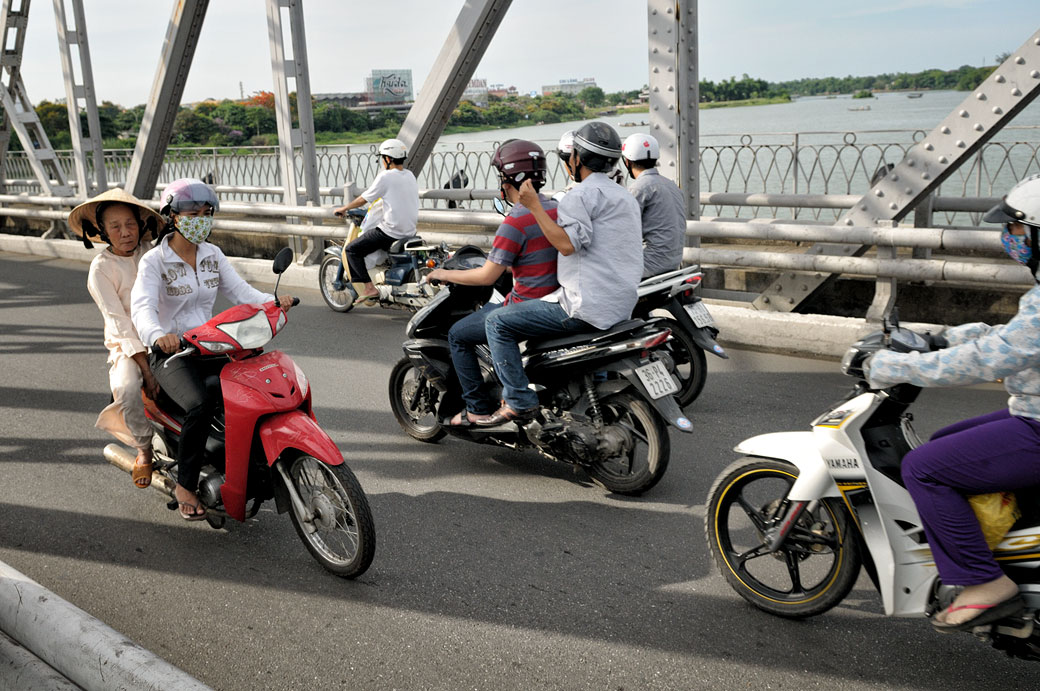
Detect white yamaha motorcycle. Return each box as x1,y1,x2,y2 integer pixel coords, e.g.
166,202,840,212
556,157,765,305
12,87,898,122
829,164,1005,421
705,325,1040,661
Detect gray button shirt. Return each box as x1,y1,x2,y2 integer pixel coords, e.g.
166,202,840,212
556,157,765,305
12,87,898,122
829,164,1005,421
554,172,643,329
629,168,687,278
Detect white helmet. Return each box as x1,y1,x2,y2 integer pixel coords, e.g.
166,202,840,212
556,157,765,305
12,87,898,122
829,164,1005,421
622,133,660,162
557,130,575,157
378,138,407,159
984,173,1040,227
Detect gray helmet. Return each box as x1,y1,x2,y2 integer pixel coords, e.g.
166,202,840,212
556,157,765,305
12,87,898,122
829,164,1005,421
572,121,622,173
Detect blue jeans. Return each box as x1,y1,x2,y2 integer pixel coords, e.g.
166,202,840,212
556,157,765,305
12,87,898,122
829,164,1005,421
448,302,501,415
484,299,591,411
903,408,1040,585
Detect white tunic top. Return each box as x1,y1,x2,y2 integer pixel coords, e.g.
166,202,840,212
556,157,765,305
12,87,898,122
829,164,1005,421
131,235,273,348
359,168,419,238
87,242,151,363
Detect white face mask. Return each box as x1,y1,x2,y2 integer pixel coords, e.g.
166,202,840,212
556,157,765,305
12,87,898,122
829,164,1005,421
178,215,213,244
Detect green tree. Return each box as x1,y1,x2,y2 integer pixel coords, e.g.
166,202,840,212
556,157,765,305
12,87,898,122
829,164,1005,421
577,85,605,107
172,108,218,144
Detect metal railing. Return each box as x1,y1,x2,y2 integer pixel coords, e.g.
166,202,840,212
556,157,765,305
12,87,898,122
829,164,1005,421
3,126,1038,225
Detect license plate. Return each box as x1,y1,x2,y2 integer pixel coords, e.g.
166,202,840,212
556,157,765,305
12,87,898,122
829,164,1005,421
684,301,715,328
635,360,679,400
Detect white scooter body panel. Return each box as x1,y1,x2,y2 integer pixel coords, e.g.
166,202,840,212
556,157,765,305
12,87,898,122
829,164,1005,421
734,431,842,500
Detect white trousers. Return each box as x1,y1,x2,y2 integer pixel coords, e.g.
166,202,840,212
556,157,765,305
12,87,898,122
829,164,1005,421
95,354,151,450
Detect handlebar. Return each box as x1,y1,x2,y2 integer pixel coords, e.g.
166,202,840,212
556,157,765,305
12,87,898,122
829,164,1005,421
291,297,300,306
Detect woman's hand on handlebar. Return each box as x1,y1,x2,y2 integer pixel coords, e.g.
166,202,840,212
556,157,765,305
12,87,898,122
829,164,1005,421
278,294,297,311
155,333,181,355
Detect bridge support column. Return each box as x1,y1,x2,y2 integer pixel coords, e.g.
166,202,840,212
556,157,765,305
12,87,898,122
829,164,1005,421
647,0,699,238
124,0,209,201
266,0,321,264
53,0,106,199
398,0,512,176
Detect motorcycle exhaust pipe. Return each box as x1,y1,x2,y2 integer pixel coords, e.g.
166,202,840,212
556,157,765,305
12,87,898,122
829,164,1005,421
103,443,177,499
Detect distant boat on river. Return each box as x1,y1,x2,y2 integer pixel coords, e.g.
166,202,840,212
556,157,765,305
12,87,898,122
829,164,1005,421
618,121,648,127
848,105,871,112
907,93,923,99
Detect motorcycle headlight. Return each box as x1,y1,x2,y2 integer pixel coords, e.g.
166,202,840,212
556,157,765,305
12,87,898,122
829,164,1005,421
294,362,309,397
198,341,236,353
216,310,274,349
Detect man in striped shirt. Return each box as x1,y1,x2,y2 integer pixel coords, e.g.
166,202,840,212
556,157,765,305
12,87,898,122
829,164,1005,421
426,139,559,426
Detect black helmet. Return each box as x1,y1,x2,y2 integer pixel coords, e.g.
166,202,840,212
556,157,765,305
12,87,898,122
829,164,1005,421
573,121,622,173
491,139,548,190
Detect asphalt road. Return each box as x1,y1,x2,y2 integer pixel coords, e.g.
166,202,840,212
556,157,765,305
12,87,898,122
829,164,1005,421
1,250,1038,690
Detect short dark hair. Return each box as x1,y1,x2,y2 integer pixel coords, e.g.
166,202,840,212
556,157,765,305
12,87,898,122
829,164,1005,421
384,155,406,166
631,158,658,170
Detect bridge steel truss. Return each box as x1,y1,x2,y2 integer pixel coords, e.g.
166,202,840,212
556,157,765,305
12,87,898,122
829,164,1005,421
1,0,1039,320
753,30,1040,318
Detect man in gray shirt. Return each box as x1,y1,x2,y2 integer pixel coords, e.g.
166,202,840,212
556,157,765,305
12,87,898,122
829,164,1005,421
478,122,643,426
621,133,688,278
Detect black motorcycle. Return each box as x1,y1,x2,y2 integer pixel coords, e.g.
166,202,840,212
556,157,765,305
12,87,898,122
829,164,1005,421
387,248,693,495
633,266,727,408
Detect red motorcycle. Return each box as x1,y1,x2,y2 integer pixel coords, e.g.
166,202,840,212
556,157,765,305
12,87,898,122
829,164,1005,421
104,248,375,578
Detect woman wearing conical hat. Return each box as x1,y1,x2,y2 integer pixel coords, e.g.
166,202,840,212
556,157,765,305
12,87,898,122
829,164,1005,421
68,188,164,489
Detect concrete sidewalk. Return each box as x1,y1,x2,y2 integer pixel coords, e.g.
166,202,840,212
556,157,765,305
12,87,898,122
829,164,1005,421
0,233,943,359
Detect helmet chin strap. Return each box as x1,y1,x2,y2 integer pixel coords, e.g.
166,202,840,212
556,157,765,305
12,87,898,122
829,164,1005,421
1030,225,1040,283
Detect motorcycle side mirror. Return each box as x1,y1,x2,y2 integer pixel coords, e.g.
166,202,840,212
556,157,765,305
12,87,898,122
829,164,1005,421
273,247,294,275
492,197,507,216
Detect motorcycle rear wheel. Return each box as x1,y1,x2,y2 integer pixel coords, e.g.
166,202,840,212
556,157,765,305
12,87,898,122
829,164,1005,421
283,453,376,578
705,457,860,618
388,357,446,443
667,324,708,408
586,393,670,495
319,255,357,313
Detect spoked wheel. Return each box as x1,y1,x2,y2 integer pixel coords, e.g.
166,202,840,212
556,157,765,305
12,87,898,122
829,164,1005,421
319,255,357,313
388,357,446,443
705,457,860,618
667,325,708,408
585,393,670,495
283,454,375,578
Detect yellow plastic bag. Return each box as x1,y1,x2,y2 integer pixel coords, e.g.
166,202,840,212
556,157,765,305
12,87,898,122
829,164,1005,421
968,492,1022,549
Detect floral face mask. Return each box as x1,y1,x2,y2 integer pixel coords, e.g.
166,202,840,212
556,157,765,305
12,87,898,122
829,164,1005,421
179,215,214,244
1001,225,1032,266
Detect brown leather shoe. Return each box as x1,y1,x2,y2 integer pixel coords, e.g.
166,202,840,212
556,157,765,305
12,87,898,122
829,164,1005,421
475,403,538,427
449,410,494,426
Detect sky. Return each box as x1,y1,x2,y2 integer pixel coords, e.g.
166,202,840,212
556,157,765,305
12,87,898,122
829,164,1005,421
15,0,1040,108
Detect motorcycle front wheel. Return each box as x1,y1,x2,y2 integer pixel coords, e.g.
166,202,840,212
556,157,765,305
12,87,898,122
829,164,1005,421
667,324,708,408
705,457,860,618
283,453,376,578
319,255,357,313
586,393,670,495
388,357,446,443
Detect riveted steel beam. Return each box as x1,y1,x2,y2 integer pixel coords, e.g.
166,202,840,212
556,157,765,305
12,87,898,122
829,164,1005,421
0,0,73,205
53,0,106,199
398,0,512,173
753,28,1040,315
125,0,209,201
266,0,321,262
647,0,699,228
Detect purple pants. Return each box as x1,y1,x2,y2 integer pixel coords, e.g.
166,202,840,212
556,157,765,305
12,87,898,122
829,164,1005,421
902,408,1040,585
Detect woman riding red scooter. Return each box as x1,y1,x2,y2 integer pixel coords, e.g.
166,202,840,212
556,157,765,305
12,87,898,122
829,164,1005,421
130,178,294,520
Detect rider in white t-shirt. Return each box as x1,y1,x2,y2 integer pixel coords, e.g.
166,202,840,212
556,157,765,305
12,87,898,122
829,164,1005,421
333,138,419,303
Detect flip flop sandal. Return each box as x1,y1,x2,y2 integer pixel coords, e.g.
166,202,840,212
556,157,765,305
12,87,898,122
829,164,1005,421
178,501,207,521
931,594,1026,633
449,410,493,427
132,454,153,489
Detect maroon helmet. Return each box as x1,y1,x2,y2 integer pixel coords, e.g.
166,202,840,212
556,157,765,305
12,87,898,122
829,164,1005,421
491,139,548,190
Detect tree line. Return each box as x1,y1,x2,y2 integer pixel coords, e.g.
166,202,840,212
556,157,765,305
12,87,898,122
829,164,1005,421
19,61,999,150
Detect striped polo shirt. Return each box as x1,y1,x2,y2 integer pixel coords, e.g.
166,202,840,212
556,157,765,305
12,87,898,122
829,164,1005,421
486,194,559,304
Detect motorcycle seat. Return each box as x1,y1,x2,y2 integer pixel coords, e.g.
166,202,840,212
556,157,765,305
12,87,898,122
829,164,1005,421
389,236,423,253
523,319,647,354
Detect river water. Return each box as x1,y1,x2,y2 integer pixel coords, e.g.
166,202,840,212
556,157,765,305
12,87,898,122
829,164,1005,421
435,90,1040,149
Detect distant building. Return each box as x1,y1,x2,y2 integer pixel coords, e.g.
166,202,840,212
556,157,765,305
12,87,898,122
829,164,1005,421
542,77,597,96
461,78,489,107
488,83,519,99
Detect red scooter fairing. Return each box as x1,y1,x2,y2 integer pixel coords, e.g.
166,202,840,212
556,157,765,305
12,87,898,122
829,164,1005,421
218,348,310,521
